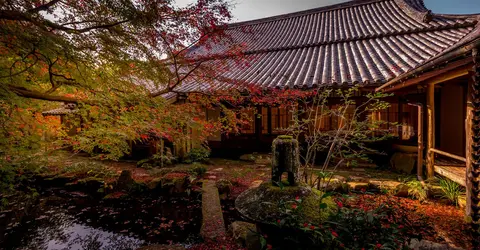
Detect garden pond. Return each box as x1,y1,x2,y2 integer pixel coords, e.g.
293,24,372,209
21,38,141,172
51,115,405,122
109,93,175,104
0,188,203,250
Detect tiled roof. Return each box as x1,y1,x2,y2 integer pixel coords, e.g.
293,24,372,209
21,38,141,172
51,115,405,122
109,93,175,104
175,0,479,92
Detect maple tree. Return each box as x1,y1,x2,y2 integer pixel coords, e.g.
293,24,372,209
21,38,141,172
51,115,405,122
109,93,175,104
0,0,244,162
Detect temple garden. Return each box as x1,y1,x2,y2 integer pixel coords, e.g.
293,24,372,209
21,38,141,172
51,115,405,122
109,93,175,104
0,140,473,249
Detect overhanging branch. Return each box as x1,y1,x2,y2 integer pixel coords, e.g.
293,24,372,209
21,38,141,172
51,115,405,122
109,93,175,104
7,84,94,104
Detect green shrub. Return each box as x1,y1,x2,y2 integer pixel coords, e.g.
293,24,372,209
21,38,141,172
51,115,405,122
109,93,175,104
406,180,428,202
0,164,15,194
184,147,210,163
439,178,464,206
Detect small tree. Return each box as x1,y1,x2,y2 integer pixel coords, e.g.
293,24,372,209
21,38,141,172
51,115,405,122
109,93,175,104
283,86,392,190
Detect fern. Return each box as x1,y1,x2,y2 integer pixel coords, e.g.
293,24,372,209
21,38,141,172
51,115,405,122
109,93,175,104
438,178,464,206
406,180,428,202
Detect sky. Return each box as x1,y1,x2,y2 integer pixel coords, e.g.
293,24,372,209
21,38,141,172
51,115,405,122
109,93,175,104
176,0,480,22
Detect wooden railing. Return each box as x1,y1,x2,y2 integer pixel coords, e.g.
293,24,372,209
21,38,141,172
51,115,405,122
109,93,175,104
430,148,466,163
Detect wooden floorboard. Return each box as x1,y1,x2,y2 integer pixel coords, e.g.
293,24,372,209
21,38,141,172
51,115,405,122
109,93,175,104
434,165,466,187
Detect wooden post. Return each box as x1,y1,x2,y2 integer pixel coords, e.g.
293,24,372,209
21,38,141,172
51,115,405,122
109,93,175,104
417,104,424,180
466,98,473,217
426,83,435,179
267,107,272,134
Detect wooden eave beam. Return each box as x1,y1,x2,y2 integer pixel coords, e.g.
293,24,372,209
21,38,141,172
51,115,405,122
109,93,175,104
425,64,471,85
378,58,473,92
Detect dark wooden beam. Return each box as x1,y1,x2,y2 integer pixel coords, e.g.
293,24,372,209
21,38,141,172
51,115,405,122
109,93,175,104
469,47,480,248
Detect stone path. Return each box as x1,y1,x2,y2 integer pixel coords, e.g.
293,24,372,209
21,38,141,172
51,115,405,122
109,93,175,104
200,179,226,239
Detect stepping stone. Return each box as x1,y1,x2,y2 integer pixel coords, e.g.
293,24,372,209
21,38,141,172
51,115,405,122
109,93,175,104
249,180,263,189
200,180,226,239
348,182,370,191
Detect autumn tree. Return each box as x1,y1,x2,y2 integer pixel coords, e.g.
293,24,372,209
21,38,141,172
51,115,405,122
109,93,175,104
0,0,244,162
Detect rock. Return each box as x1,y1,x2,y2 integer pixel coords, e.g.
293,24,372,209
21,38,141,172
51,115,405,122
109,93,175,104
201,180,226,239
116,170,135,191
216,179,233,199
394,183,409,197
427,185,444,198
229,221,257,247
249,180,263,189
409,239,463,250
369,180,401,190
254,154,272,165
332,175,347,183
240,154,257,162
103,192,128,200
271,136,300,186
159,173,190,194
136,245,185,250
41,175,75,187
390,152,416,174
318,179,348,193
348,176,369,182
348,182,370,191
235,182,335,226
140,163,153,169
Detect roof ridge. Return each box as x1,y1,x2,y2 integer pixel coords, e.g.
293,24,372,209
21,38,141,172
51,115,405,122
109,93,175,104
227,0,384,29
394,0,432,22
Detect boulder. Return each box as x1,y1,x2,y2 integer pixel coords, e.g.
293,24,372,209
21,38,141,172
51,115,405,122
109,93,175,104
390,152,416,174
229,221,257,247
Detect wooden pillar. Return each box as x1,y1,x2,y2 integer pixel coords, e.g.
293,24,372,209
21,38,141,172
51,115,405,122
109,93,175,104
267,107,272,134
469,48,480,248
398,97,403,137
417,104,424,180
426,83,435,179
